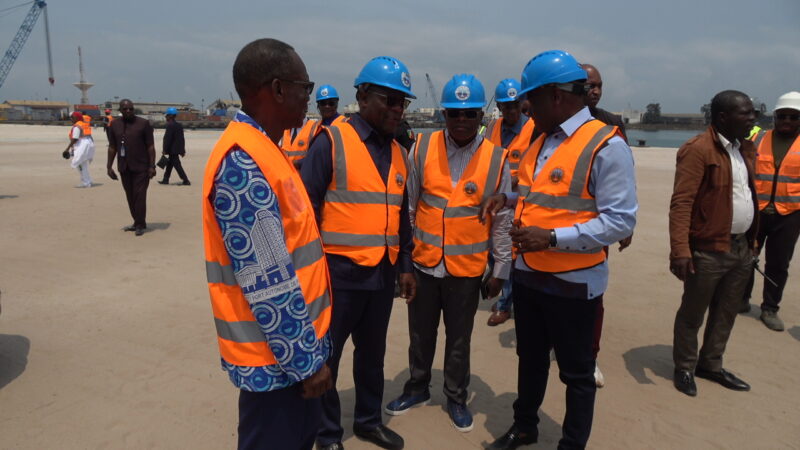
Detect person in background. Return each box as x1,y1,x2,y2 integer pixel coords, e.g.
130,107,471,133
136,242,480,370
669,90,757,397
384,73,511,432
202,38,333,450
582,64,626,142
63,111,94,188
106,99,156,236
742,91,800,331
302,56,417,450
284,84,347,169
158,107,191,186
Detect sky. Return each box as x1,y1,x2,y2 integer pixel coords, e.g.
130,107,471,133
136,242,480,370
1,0,799,114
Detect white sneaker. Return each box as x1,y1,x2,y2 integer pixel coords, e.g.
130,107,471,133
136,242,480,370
594,362,605,388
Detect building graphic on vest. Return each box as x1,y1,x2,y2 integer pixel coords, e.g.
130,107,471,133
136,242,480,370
236,209,299,303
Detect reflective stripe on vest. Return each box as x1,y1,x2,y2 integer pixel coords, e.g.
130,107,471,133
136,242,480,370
412,130,507,277
486,117,536,179
284,120,321,162
319,123,407,266
202,121,332,367
754,130,800,214
514,120,617,273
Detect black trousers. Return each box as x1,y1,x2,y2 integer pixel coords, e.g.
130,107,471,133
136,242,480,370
317,283,394,446
403,269,481,404
238,384,321,450
512,277,598,450
162,154,189,182
744,210,800,312
119,169,150,229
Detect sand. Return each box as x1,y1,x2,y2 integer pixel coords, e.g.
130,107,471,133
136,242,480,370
0,123,798,449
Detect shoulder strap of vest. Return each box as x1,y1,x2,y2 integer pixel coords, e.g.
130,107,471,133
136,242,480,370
482,142,507,203
752,130,767,149
326,125,348,190
567,123,616,197
485,119,498,140
414,130,438,189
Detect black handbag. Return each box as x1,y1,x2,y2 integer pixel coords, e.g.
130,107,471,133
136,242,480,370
156,155,169,169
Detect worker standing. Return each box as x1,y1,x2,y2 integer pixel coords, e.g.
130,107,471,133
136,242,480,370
301,56,417,450
482,50,637,449
158,107,191,186
63,110,95,188
202,38,333,450
384,74,511,432
102,108,114,139
742,91,800,331
582,64,627,141
283,84,347,168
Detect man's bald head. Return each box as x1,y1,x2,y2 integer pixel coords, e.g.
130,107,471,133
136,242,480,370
581,64,602,108
233,38,296,101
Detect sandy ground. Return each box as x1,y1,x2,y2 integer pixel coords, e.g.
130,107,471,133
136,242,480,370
0,123,799,450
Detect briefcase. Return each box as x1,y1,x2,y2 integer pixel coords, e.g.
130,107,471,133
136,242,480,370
156,155,169,169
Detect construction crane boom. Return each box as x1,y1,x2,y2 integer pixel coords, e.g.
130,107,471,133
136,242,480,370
0,0,54,90
425,73,444,123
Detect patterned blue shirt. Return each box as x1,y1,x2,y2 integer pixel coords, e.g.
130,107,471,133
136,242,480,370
213,111,330,391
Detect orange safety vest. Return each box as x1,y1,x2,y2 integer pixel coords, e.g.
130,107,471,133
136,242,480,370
515,120,618,273
753,130,800,215
81,115,92,136
412,131,507,277
68,122,85,139
202,121,332,367
485,117,536,179
319,122,408,267
283,116,347,163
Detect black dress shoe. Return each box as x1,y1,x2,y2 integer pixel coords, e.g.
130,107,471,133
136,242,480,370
317,442,344,450
673,370,697,397
134,227,145,236
157,180,169,185
353,424,403,450
486,424,537,449
180,180,191,186
695,368,750,391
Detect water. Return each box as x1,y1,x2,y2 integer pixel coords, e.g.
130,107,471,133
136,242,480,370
625,129,702,148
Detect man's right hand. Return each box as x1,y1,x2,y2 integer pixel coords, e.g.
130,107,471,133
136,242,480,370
670,257,694,282
301,363,332,399
107,167,118,180
479,193,507,225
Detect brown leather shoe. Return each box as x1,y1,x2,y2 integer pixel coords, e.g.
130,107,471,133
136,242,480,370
487,310,511,326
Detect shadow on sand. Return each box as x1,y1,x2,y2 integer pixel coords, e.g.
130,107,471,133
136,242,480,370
0,195,19,199
622,344,674,384
0,334,30,390
788,326,800,342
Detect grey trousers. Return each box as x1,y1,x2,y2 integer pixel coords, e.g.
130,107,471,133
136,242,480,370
673,234,753,372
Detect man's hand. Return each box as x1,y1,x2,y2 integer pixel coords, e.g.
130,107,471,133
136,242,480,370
618,234,633,252
670,257,694,281
510,220,551,252
301,363,332,399
485,276,504,299
479,193,507,225
398,272,416,304
107,167,118,180
148,167,157,179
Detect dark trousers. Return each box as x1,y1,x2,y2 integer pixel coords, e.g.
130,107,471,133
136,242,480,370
403,269,481,404
317,284,395,445
119,169,150,229
238,384,321,450
592,298,604,359
512,278,598,450
673,234,752,372
162,154,189,183
744,210,800,312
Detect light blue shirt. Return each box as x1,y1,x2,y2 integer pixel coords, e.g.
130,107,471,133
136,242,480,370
507,107,637,298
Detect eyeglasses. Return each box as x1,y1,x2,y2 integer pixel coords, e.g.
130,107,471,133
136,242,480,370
369,89,411,110
445,109,480,119
279,79,315,95
318,99,338,107
777,113,800,121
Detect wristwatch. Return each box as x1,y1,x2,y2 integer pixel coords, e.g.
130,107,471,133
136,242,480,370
549,229,557,248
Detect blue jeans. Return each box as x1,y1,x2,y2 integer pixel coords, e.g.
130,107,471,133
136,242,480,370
495,276,514,312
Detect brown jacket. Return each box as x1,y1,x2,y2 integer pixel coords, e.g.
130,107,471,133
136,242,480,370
669,126,758,260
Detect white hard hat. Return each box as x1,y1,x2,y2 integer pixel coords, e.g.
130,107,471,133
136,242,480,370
774,91,800,112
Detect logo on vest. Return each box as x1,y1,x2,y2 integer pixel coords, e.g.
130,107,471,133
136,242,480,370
510,150,521,160
320,88,329,97
507,87,517,99
455,86,471,101
395,173,405,187
401,72,411,88
297,140,305,147
464,181,478,195
549,167,565,184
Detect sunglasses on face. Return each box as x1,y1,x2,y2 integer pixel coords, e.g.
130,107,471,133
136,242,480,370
369,90,411,110
777,113,800,121
279,79,315,95
445,109,480,119
318,99,338,107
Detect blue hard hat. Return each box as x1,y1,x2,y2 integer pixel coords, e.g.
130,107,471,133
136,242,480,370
165,107,178,115
495,78,521,103
440,74,486,109
316,84,339,102
519,50,587,96
354,56,416,99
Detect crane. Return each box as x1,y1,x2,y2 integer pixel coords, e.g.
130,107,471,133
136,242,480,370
424,73,444,123
0,0,54,90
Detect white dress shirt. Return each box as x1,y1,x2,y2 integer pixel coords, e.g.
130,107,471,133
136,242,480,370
717,133,753,234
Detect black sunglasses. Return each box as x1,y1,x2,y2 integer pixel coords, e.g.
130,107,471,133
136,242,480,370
369,89,411,110
279,79,315,95
318,99,338,107
446,109,480,119
777,113,800,121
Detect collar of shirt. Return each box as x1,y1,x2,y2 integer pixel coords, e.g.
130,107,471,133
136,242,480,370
349,113,390,146
555,106,592,137
501,114,529,136
233,110,268,137
716,132,741,153
444,129,484,156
